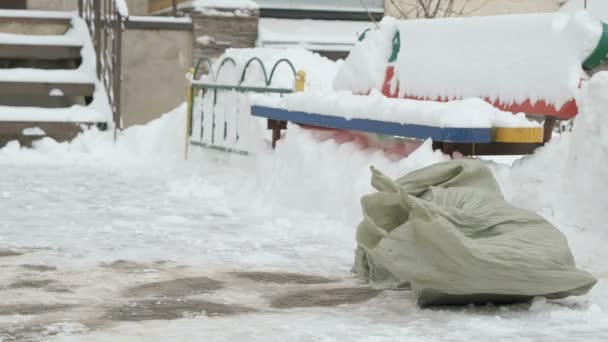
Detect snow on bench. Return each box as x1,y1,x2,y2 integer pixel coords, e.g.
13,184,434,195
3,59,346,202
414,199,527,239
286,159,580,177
251,90,541,144
334,11,608,120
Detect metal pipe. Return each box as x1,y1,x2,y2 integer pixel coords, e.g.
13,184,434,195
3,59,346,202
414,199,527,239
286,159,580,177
78,0,83,17
114,10,123,133
172,0,178,16
94,0,101,78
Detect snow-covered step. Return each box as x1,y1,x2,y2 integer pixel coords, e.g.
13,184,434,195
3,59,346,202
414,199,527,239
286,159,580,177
0,32,82,60
0,9,72,25
0,105,105,146
0,105,106,123
0,10,110,147
0,68,95,97
0,121,97,147
0,81,94,97
0,43,81,60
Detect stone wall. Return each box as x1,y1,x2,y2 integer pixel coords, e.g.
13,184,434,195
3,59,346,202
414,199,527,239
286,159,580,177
192,12,259,61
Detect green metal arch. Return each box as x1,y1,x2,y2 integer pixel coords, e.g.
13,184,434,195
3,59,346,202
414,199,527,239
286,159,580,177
267,59,297,86
215,57,237,81
583,22,608,70
240,57,269,85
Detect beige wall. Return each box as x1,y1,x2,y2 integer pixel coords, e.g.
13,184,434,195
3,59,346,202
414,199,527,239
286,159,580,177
27,0,147,15
120,28,193,127
385,0,564,18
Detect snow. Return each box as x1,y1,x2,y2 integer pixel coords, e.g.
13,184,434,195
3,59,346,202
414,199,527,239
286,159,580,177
259,18,375,52
0,33,81,47
0,14,111,124
127,16,192,24
0,68,93,84
333,17,397,94
263,89,539,128
196,35,215,45
335,12,603,110
49,89,64,96
0,9,73,19
179,0,259,10
0,15,98,84
114,0,129,17
3,19,608,342
0,105,107,122
21,127,46,136
2,100,608,340
561,0,608,22
255,0,384,13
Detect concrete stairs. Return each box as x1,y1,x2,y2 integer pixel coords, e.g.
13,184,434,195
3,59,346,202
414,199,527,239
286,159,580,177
0,9,108,147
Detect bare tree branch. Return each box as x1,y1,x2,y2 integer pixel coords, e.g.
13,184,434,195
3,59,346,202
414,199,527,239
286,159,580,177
388,0,489,19
359,0,380,28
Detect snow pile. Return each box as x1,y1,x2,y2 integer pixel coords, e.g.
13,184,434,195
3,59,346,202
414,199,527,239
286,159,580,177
561,0,608,22
0,104,187,166
335,12,603,109
565,71,608,226
490,72,608,279
266,89,539,128
333,17,396,94
248,128,448,224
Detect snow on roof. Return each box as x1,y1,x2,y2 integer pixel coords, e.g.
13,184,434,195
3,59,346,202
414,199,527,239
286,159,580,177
259,18,375,52
561,0,608,22
335,12,603,110
179,0,259,10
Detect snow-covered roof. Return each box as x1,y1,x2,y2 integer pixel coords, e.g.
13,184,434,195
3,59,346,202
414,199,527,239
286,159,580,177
179,0,259,10
561,0,608,22
258,18,375,52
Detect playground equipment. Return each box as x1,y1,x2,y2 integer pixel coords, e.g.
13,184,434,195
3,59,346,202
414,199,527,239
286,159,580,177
187,56,302,156
188,11,608,156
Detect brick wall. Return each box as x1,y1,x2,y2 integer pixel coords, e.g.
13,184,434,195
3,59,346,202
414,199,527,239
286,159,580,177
192,12,259,62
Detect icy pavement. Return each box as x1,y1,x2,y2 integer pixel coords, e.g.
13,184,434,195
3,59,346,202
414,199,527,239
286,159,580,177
0,155,606,342
1,107,608,341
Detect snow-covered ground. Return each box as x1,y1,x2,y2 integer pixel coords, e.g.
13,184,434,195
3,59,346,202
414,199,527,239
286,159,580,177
2,14,608,339
1,95,608,341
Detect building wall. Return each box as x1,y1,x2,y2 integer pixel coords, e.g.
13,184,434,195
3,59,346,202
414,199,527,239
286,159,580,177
385,0,564,18
120,28,193,127
27,0,147,15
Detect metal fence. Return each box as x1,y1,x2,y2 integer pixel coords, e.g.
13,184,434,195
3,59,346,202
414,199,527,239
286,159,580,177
78,0,125,131
187,57,300,155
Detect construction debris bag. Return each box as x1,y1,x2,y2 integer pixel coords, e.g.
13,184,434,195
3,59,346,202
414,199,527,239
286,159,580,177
353,159,596,307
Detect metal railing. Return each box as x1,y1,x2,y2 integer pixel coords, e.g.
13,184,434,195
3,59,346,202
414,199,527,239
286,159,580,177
78,0,125,131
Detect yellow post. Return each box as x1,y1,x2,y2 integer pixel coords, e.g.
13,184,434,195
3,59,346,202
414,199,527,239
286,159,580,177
185,67,194,160
295,70,306,92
